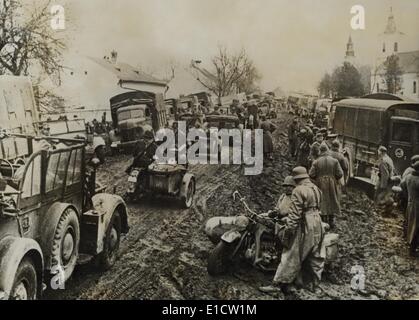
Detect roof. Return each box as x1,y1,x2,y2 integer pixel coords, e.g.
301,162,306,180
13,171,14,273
336,98,419,112
361,93,415,102
397,51,419,74
89,57,168,87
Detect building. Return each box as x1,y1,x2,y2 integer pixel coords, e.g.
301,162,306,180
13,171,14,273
43,52,168,121
371,8,419,101
344,35,356,65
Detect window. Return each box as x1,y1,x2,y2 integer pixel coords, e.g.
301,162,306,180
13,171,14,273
394,42,398,52
22,156,41,198
45,151,70,192
392,123,412,143
414,81,417,94
66,149,82,186
383,43,386,53
377,83,380,92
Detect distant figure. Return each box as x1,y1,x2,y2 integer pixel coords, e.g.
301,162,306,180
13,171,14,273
262,122,274,161
287,118,299,158
375,146,395,216
329,140,348,187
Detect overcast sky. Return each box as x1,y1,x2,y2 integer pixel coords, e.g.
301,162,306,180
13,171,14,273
56,0,419,93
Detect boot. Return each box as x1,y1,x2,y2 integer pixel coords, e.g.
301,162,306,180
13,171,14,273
258,284,286,299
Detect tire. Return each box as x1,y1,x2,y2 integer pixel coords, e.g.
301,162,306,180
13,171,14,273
207,241,234,276
97,210,121,270
51,208,80,282
10,257,38,300
181,178,195,208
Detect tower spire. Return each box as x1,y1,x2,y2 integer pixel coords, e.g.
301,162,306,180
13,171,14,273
384,7,397,34
345,35,355,60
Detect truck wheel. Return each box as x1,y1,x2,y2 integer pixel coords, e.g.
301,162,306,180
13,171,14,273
10,257,38,300
181,178,195,208
51,208,80,282
207,241,233,276
97,210,121,270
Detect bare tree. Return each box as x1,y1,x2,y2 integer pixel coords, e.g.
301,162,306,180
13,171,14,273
384,54,403,94
0,0,66,83
192,46,260,99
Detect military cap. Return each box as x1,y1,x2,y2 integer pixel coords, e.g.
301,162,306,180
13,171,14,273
282,175,296,187
292,166,309,180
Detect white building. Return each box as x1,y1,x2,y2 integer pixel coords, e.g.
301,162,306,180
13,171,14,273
370,8,419,101
45,52,168,121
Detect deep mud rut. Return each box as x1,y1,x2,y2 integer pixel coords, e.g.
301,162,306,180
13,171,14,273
45,112,418,300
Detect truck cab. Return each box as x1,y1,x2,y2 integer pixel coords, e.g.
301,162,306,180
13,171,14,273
388,116,419,175
110,91,168,152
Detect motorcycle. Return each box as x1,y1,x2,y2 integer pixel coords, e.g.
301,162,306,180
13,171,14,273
205,191,285,275
205,191,340,276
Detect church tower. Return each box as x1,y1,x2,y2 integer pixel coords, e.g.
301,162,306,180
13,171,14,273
379,7,405,59
345,35,356,64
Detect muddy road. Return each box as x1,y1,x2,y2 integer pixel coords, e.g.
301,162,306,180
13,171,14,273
45,112,418,300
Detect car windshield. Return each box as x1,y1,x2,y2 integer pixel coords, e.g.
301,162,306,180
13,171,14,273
118,109,145,121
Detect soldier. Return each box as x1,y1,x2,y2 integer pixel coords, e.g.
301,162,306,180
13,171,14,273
400,160,419,257
288,118,299,158
325,133,338,150
329,140,348,187
261,116,277,133
375,146,395,216
272,176,296,218
209,105,221,115
262,122,274,161
309,144,344,228
259,167,325,295
402,155,419,181
296,129,311,169
310,132,326,162
126,130,157,174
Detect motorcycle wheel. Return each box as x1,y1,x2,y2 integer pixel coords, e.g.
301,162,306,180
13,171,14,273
207,241,233,276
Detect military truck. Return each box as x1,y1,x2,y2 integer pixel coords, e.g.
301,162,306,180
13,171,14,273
110,91,168,153
332,98,419,185
0,134,129,299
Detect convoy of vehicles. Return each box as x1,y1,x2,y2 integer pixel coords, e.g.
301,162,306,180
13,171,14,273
0,134,129,299
332,98,419,185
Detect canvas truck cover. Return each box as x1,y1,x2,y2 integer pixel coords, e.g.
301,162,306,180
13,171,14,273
333,98,419,145
0,76,39,134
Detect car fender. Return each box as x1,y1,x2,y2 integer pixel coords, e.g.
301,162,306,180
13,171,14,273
0,236,43,299
179,173,195,199
221,230,242,244
39,202,79,270
92,193,129,235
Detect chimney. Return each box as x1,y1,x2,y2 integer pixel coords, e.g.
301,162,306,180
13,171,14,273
111,50,118,64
